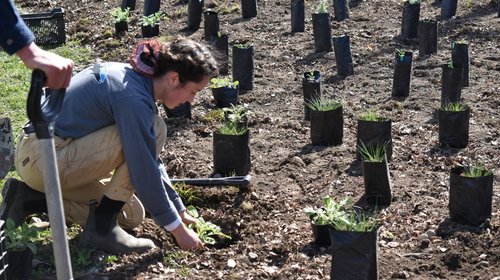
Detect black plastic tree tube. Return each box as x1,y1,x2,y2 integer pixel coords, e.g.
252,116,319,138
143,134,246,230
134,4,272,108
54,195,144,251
333,0,349,21
401,1,420,41
441,63,463,106
311,223,331,247
362,158,392,206
312,13,333,52
163,102,192,119
302,71,321,121
241,0,257,18
187,0,203,30
451,41,469,87
212,86,238,108
141,25,159,38
333,35,354,76
213,131,251,176
291,0,305,33
115,21,128,33
310,106,343,146
203,10,219,41
329,230,378,280
441,0,457,19
392,50,413,98
211,34,229,75
449,166,493,226
121,0,136,11
232,45,254,91
439,106,469,148
418,19,438,56
357,118,393,161
143,0,160,16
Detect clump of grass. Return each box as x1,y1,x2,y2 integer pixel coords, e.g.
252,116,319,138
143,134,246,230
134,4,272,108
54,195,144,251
359,110,385,122
201,109,225,124
358,141,387,162
305,95,341,111
218,121,247,135
330,210,378,232
218,105,248,135
442,102,467,112
315,0,328,13
460,161,493,177
173,182,201,204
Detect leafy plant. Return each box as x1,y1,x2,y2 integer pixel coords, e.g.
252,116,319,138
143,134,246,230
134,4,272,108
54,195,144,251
111,7,131,23
72,247,92,268
304,71,319,81
358,141,387,162
5,219,38,254
446,60,454,69
234,42,252,49
140,12,164,26
209,77,239,89
315,0,328,13
330,210,378,232
173,182,201,204
222,104,246,124
460,161,493,177
218,121,247,135
218,104,248,135
359,110,385,122
304,196,351,225
442,102,467,112
186,206,231,245
395,49,408,61
305,95,341,111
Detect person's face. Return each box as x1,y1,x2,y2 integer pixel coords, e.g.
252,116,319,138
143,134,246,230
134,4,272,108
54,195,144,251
158,72,210,109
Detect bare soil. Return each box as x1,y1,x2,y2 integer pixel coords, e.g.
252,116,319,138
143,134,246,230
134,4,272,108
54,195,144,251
16,0,500,279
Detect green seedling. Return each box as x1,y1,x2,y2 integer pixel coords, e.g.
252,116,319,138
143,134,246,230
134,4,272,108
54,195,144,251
447,60,454,68
173,182,201,205
305,95,341,112
359,110,385,122
111,7,131,23
140,12,165,26
442,102,467,112
234,42,252,49
5,219,38,254
209,77,239,89
407,0,421,4
72,247,92,268
315,0,328,13
330,210,378,232
460,161,493,177
304,71,319,81
358,141,387,162
186,206,231,245
395,49,408,61
218,121,248,135
304,195,352,225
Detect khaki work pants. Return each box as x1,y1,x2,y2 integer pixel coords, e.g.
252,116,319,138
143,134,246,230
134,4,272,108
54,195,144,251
14,115,167,229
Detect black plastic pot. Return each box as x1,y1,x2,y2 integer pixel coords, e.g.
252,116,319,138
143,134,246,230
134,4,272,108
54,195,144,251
115,21,128,34
401,1,420,41
143,0,160,15
418,19,438,57
310,106,343,146
451,42,469,87
213,130,251,176
312,13,333,52
392,51,413,98
362,157,392,206
203,10,219,41
329,229,378,280
121,0,136,10
164,102,192,119
211,34,229,75
291,0,305,33
449,166,493,226
232,45,254,91
438,106,469,148
441,63,463,106
141,25,159,38
302,71,322,121
311,222,331,247
241,0,258,18
7,248,34,279
356,118,393,161
187,0,203,30
333,35,354,76
333,0,349,21
441,0,457,19
212,86,238,108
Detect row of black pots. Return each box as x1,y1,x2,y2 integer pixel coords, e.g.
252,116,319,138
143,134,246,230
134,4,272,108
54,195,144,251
120,0,160,13
114,22,160,38
291,0,349,33
187,0,256,31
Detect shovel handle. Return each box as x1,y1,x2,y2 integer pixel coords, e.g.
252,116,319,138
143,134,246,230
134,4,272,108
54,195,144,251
26,69,66,139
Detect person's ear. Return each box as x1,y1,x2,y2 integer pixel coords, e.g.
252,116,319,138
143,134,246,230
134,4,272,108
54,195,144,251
166,71,180,87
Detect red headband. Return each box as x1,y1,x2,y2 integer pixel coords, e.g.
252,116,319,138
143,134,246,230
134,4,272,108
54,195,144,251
130,39,161,77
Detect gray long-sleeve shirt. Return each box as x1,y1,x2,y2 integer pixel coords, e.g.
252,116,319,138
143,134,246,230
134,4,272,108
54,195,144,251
55,62,184,228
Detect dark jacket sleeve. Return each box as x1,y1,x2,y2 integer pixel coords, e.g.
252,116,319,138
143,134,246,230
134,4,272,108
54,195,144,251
0,0,35,54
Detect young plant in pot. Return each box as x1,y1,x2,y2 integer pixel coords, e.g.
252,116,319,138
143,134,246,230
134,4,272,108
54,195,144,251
328,199,379,280
232,42,254,91
392,49,413,98
302,70,322,121
333,34,354,76
449,161,493,226
418,18,438,57
209,77,239,108
358,141,392,206
451,40,469,87
5,219,39,279
303,195,351,247
213,105,251,176
306,95,343,146
140,11,164,38
400,0,421,43
441,61,463,107
111,7,131,34
290,0,305,33
356,110,393,161
439,101,469,148
312,0,333,52
203,9,220,41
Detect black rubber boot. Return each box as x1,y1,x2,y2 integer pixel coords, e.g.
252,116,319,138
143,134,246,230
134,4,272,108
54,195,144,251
79,200,155,255
0,178,47,227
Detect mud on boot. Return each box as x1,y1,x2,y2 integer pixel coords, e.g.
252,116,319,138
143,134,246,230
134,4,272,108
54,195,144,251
0,178,47,227
80,200,155,255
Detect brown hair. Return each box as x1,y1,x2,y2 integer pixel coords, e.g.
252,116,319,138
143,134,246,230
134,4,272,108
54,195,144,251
154,37,219,84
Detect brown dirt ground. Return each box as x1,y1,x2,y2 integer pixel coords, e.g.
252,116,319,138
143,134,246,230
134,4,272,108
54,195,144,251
16,0,500,279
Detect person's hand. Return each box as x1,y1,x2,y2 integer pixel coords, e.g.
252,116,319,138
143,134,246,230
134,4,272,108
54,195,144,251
179,209,197,226
170,223,204,251
16,42,73,89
